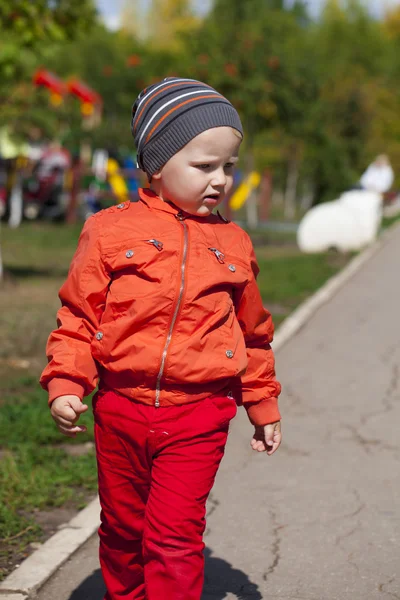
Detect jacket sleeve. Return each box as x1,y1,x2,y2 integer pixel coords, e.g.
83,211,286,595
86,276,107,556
40,214,110,404
233,233,281,426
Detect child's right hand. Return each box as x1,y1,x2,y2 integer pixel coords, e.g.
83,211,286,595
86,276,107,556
50,395,89,437
251,421,282,455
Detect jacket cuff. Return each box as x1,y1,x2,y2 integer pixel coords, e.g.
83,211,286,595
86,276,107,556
244,396,281,426
47,378,85,405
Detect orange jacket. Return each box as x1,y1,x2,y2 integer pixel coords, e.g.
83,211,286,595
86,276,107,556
40,188,281,425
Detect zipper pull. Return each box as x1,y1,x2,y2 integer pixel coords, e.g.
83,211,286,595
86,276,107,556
209,247,225,264
147,239,163,251
175,211,186,221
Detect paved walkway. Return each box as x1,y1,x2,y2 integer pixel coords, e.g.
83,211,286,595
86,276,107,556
35,226,400,600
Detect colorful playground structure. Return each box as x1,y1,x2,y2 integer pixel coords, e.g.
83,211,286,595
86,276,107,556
81,163,265,218
33,69,102,123
229,171,262,210
0,140,270,224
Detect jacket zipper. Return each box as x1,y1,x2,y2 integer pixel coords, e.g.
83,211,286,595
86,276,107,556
147,239,163,251
209,247,225,263
154,212,188,407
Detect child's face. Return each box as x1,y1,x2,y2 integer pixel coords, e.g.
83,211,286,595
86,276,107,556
151,127,241,216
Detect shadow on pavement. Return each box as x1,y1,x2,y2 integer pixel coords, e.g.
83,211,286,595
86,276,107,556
67,547,261,600
203,547,262,599
68,569,105,600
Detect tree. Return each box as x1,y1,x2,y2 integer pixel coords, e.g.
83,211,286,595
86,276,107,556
180,0,314,220
0,0,97,84
120,1,147,40
0,0,97,280
146,0,200,51
307,0,390,202
45,24,181,153
0,0,98,133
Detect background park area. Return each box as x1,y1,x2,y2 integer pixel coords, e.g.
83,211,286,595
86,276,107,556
2,0,400,584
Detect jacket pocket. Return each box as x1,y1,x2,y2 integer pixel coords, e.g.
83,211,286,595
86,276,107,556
198,246,250,312
103,240,166,302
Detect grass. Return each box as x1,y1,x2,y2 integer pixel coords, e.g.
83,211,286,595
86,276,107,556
256,250,349,325
382,213,400,229
0,442,97,538
0,385,97,579
0,222,97,579
0,217,351,579
0,373,97,577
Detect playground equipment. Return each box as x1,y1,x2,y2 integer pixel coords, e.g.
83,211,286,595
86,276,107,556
22,146,71,221
229,171,261,210
107,158,129,203
81,150,137,219
33,70,66,106
33,70,102,124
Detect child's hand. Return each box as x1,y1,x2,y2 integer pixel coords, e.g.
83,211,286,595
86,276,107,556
251,421,282,455
50,395,89,437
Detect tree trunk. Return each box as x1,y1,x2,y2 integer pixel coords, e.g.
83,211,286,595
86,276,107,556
244,145,259,229
259,169,272,222
8,172,23,229
66,160,82,224
271,188,284,208
246,188,258,229
0,222,3,281
284,146,299,220
300,179,315,213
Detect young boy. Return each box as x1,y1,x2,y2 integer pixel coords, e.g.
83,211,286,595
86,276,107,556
40,77,282,600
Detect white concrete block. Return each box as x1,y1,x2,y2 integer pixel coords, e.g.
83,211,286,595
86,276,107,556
297,190,383,253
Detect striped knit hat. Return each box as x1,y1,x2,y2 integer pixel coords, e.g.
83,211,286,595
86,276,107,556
131,77,243,177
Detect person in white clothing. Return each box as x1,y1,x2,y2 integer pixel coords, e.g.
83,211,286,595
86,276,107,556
359,154,394,194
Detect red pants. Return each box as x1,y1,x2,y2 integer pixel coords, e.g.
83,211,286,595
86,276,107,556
93,389,237,600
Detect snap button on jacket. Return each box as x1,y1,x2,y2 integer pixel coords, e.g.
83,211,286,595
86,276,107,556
40,188,281,425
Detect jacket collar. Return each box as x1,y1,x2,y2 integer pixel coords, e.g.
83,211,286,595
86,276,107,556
139,188,179,216
138,187,222,224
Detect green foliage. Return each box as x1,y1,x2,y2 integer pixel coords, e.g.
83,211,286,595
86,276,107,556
3,0,400,203
40,24,181,150
146,0,201,50
0,383,97,542
0,0,96,82
0,0,97,46
0,0,97,146
183,0,312,137
301,0,393,199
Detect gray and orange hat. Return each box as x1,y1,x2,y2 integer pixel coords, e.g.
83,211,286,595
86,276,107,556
131,77,243,177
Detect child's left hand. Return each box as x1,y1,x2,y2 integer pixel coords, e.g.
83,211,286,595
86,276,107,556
251,421,282,455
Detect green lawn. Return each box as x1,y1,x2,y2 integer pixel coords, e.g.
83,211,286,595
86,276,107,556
0,218,351,578
382,213,400,229
256,249,349,325
0,385,97,534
